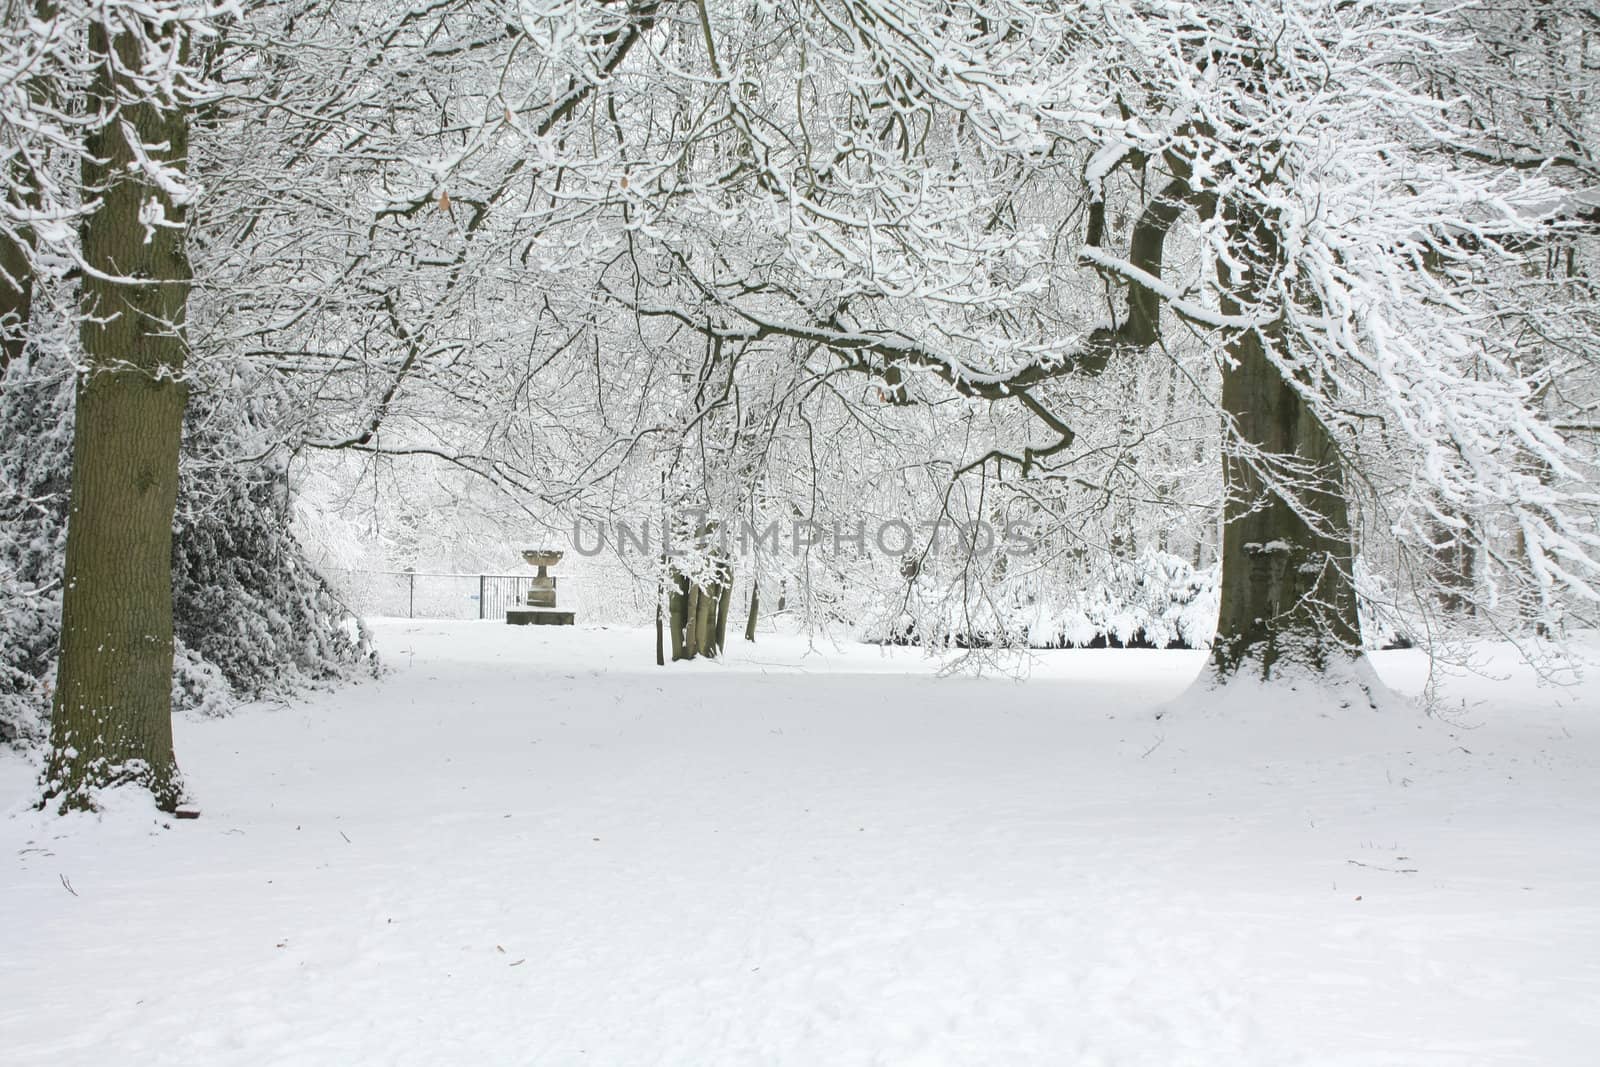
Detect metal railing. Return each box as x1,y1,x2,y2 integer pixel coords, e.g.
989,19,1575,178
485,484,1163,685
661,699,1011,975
323,569,545,620
323,562,659,624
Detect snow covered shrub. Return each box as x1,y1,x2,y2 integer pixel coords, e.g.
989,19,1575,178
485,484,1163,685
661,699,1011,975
167,380,376,714
0,343,374,744
860,548,1218,652
0,346,72,744
1021,551,1218,650
170,432,376,710
170,640,237,720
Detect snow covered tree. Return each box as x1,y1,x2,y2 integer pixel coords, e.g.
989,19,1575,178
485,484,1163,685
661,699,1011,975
39,1,232,810
79,0,1598,700
1,0,377,778
544,0,1596,693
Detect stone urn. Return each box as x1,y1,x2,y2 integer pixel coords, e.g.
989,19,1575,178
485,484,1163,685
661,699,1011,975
507,548,574,625
521,549,563,572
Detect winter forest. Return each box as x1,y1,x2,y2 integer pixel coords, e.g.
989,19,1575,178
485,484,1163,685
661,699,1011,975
3,0,1599,1062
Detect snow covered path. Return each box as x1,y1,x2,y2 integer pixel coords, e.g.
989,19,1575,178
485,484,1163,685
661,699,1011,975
3,622,1598,1066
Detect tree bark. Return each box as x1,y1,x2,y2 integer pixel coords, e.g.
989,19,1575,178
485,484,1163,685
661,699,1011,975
743,585,759,642
712,570,731,654
668,578,687,661
0,215,28,374
0,0,51,378
1427,505,1476,617
1210,206,1361,681
666,559,733,660
42,17,192,812
655,582,665,666
693,580,714,656
683,583,701,658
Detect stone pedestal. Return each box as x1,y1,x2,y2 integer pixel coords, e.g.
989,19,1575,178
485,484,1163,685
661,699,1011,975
506,607,575,626
527,575,557,608
507,549,575,626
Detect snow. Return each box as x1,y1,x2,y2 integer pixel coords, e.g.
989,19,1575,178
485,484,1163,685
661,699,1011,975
1084,140,1132,195
1078,244,1256,329
3,620,1598,1065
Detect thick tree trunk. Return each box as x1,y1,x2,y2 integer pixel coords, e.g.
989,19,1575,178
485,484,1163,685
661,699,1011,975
1209,199,1361,683
1211,322,1361,681
42,19,192,812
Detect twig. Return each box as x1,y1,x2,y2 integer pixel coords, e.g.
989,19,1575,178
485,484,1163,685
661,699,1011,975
1346,859,1418,874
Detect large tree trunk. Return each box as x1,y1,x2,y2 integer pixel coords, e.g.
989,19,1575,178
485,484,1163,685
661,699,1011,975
1211,321,1362,681
42,18,192,812
1209,200,1361,683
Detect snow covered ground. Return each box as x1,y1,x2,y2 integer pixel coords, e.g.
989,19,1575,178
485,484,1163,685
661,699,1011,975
2,620,1598,1066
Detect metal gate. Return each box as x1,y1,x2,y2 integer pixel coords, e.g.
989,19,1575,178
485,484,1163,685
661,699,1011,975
477,574,536,618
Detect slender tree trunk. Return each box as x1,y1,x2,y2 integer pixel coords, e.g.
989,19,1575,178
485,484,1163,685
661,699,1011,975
712,570,731,654
1209,204,1361,682
744,585,759,642
666,562,733,660
683,583,701,658
1427,506,1475,617
1,0,58,378
42,18,192,812
668,578,687,661
662,512,735,662
655,585,665,666
0,208,27,374
693,580,714,655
